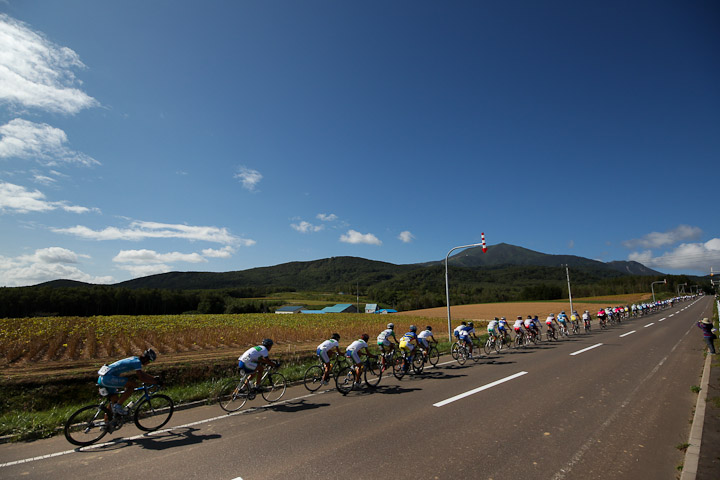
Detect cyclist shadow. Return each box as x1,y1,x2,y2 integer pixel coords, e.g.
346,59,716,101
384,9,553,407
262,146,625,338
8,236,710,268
269,399,330,413
363,385,421,396
131,427,221,451
416,370,467,380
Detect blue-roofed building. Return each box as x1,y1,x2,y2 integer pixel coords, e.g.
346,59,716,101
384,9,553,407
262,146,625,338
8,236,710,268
300,309,326,314
275,305,305,314
321,304,358,314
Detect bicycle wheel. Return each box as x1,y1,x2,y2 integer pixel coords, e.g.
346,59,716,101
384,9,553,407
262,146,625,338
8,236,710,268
494,337,502,353
451,342,460,360
64,404,109,446
456,346,467,365
261,373,286,402
335,366,355,395
412,352,425,374
514,334,523,348
134,394,174,432
393,355,407,380
483,339,492,355
364,358,382,388
303,365,324,392
428,346,440,366
217,378,249,412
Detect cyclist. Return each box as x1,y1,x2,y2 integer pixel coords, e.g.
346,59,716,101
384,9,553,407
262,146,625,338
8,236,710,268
597,308,607,327
238,339,279,391
316,333,342,385
498,317,510,344
582,310,592,331
399,325,420,371
546,313,559,337
417,325,436,360
97,349,159,416
377,323,399,355
346,334,377,385
524,315,538,341
570,311,580,332
556,311,569,335
487,317,500,343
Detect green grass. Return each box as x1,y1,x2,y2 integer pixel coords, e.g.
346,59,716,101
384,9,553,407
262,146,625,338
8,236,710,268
691,385,701,393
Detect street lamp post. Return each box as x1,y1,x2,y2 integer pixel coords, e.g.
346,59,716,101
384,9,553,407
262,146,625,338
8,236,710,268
446,241,485,342
562,265,574,315
651,279,666,303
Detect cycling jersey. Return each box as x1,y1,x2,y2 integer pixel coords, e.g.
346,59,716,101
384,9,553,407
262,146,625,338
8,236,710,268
97,356,142,393
239,345,269,371
487,320,498,334
546,316,555,325
399,332,417,351
498,319,508,331
418,329,433,348
316,338,339,363
514,320,524,331
377,328,395,346
346,339,369,364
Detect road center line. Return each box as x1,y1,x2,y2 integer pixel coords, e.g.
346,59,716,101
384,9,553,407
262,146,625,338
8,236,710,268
620,331,636,337
659,318,666,322
433,371,527,407
569,343,603,356
644,323,655,328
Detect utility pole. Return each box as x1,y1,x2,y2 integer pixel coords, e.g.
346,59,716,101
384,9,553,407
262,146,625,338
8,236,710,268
651,279,666,303
562,264,574,314
445,235,487,342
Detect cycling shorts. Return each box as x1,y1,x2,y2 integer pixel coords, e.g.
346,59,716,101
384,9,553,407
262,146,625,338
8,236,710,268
97,375,128,394
459,334,471,343
377,339,391,347
316,349,330,364
514,326,523,332
558,319,567,325
346,350,362,365
237,360,257,373
399,340,414,352
419,338,429,348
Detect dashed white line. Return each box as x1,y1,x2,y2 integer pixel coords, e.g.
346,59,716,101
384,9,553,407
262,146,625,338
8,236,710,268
433,371,528,407
570,343,603,356
620,331,636,338
659,318,666,322
644,323,655,328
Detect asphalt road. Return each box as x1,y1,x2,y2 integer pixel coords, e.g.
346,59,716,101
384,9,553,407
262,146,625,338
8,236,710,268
0,297,712,480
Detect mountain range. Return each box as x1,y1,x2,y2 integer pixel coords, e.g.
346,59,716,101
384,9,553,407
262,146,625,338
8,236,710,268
39,243,662,291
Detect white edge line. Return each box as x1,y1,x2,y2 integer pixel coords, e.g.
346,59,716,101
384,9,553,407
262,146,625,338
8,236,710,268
569,343,603,356
433,371,528,407
619,330,636,338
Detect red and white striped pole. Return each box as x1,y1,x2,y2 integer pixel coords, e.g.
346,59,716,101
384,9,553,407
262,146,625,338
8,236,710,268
481,232,487,253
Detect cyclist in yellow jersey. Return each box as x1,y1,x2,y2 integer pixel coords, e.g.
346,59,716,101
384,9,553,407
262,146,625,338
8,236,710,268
398,325,420,372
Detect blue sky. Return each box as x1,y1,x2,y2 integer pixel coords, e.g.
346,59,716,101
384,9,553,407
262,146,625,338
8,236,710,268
1,1,718,287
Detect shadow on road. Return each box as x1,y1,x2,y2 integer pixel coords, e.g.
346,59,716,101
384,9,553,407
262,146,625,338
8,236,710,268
131,427,221,451
271,399,330,413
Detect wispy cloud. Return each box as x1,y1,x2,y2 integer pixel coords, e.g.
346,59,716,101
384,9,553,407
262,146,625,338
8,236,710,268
317,213,337,222
0,180,97,213
234,166,262,191
398,231,415,243
0,118,99,166
628,238,720,271
0,14,98,114
202,246,235,258
52,220,255,246
340,229,382,246
113,249,207,265
623,225,703,249
291,220,324,233
0,246,113,287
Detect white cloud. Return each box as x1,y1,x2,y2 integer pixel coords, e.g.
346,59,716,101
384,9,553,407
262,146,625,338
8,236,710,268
317,213,337,222
113,249,207,265
398,231,415,243
52,220,255,246
202,246,235,258
0,246,113,287
0,14,98,114
116,263,172,278
0,180,97,213
623,225,703,249
0,118,99,166
340,229,382,246
234,166,262,191
628,238,720,271
291,220,324,233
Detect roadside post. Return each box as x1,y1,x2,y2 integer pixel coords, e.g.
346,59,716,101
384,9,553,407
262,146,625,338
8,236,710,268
651,279,666,303
445,234,487,342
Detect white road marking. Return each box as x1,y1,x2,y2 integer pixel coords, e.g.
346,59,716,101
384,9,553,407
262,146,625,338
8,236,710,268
569,343,603,356
644,323,655,328
620,331,636,338
433,371,528,407
659,318,666,322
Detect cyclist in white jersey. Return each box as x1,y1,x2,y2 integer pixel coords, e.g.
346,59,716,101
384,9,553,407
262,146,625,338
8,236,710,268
238,339,279,390
487,318,499,340
546,314,559,336
377,323,399,354
417,326,436,360
316,333,341,384
346,334,377,385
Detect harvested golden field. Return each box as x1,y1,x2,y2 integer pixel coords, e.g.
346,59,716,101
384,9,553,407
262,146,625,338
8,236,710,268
397,293,653,322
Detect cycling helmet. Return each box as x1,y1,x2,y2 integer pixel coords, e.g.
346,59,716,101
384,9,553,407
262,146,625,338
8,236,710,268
331,333,340,341
426,326,432,331
494,317,499,321
518,316,523,320
262,338,274,348
409,325,417,332
468,321,474,327
142,348,157,362
387,323,394,329
361,333,369,342
561,311,565,314
501,317,506,320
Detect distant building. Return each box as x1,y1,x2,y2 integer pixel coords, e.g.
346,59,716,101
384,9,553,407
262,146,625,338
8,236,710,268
377,309,398,314
275,305,305,314
321,304,358,314
365,303,379,314
300,309,326,314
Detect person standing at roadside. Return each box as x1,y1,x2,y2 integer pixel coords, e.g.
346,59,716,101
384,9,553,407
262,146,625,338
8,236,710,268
697,318,717,355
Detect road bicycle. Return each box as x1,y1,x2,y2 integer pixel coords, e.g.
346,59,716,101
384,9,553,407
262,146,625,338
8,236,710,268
584,319,591,333
393,347,425,379
217,363,287,413
498,331,513,349
513,330,526,348
64,382,174,447
379,346,398,374
558,324,570,338
484,335,501,355
303,353,349,392
571,321,580,335
451,339,481,365
546,327,559,341
335,356,382,395
418,342,440,367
